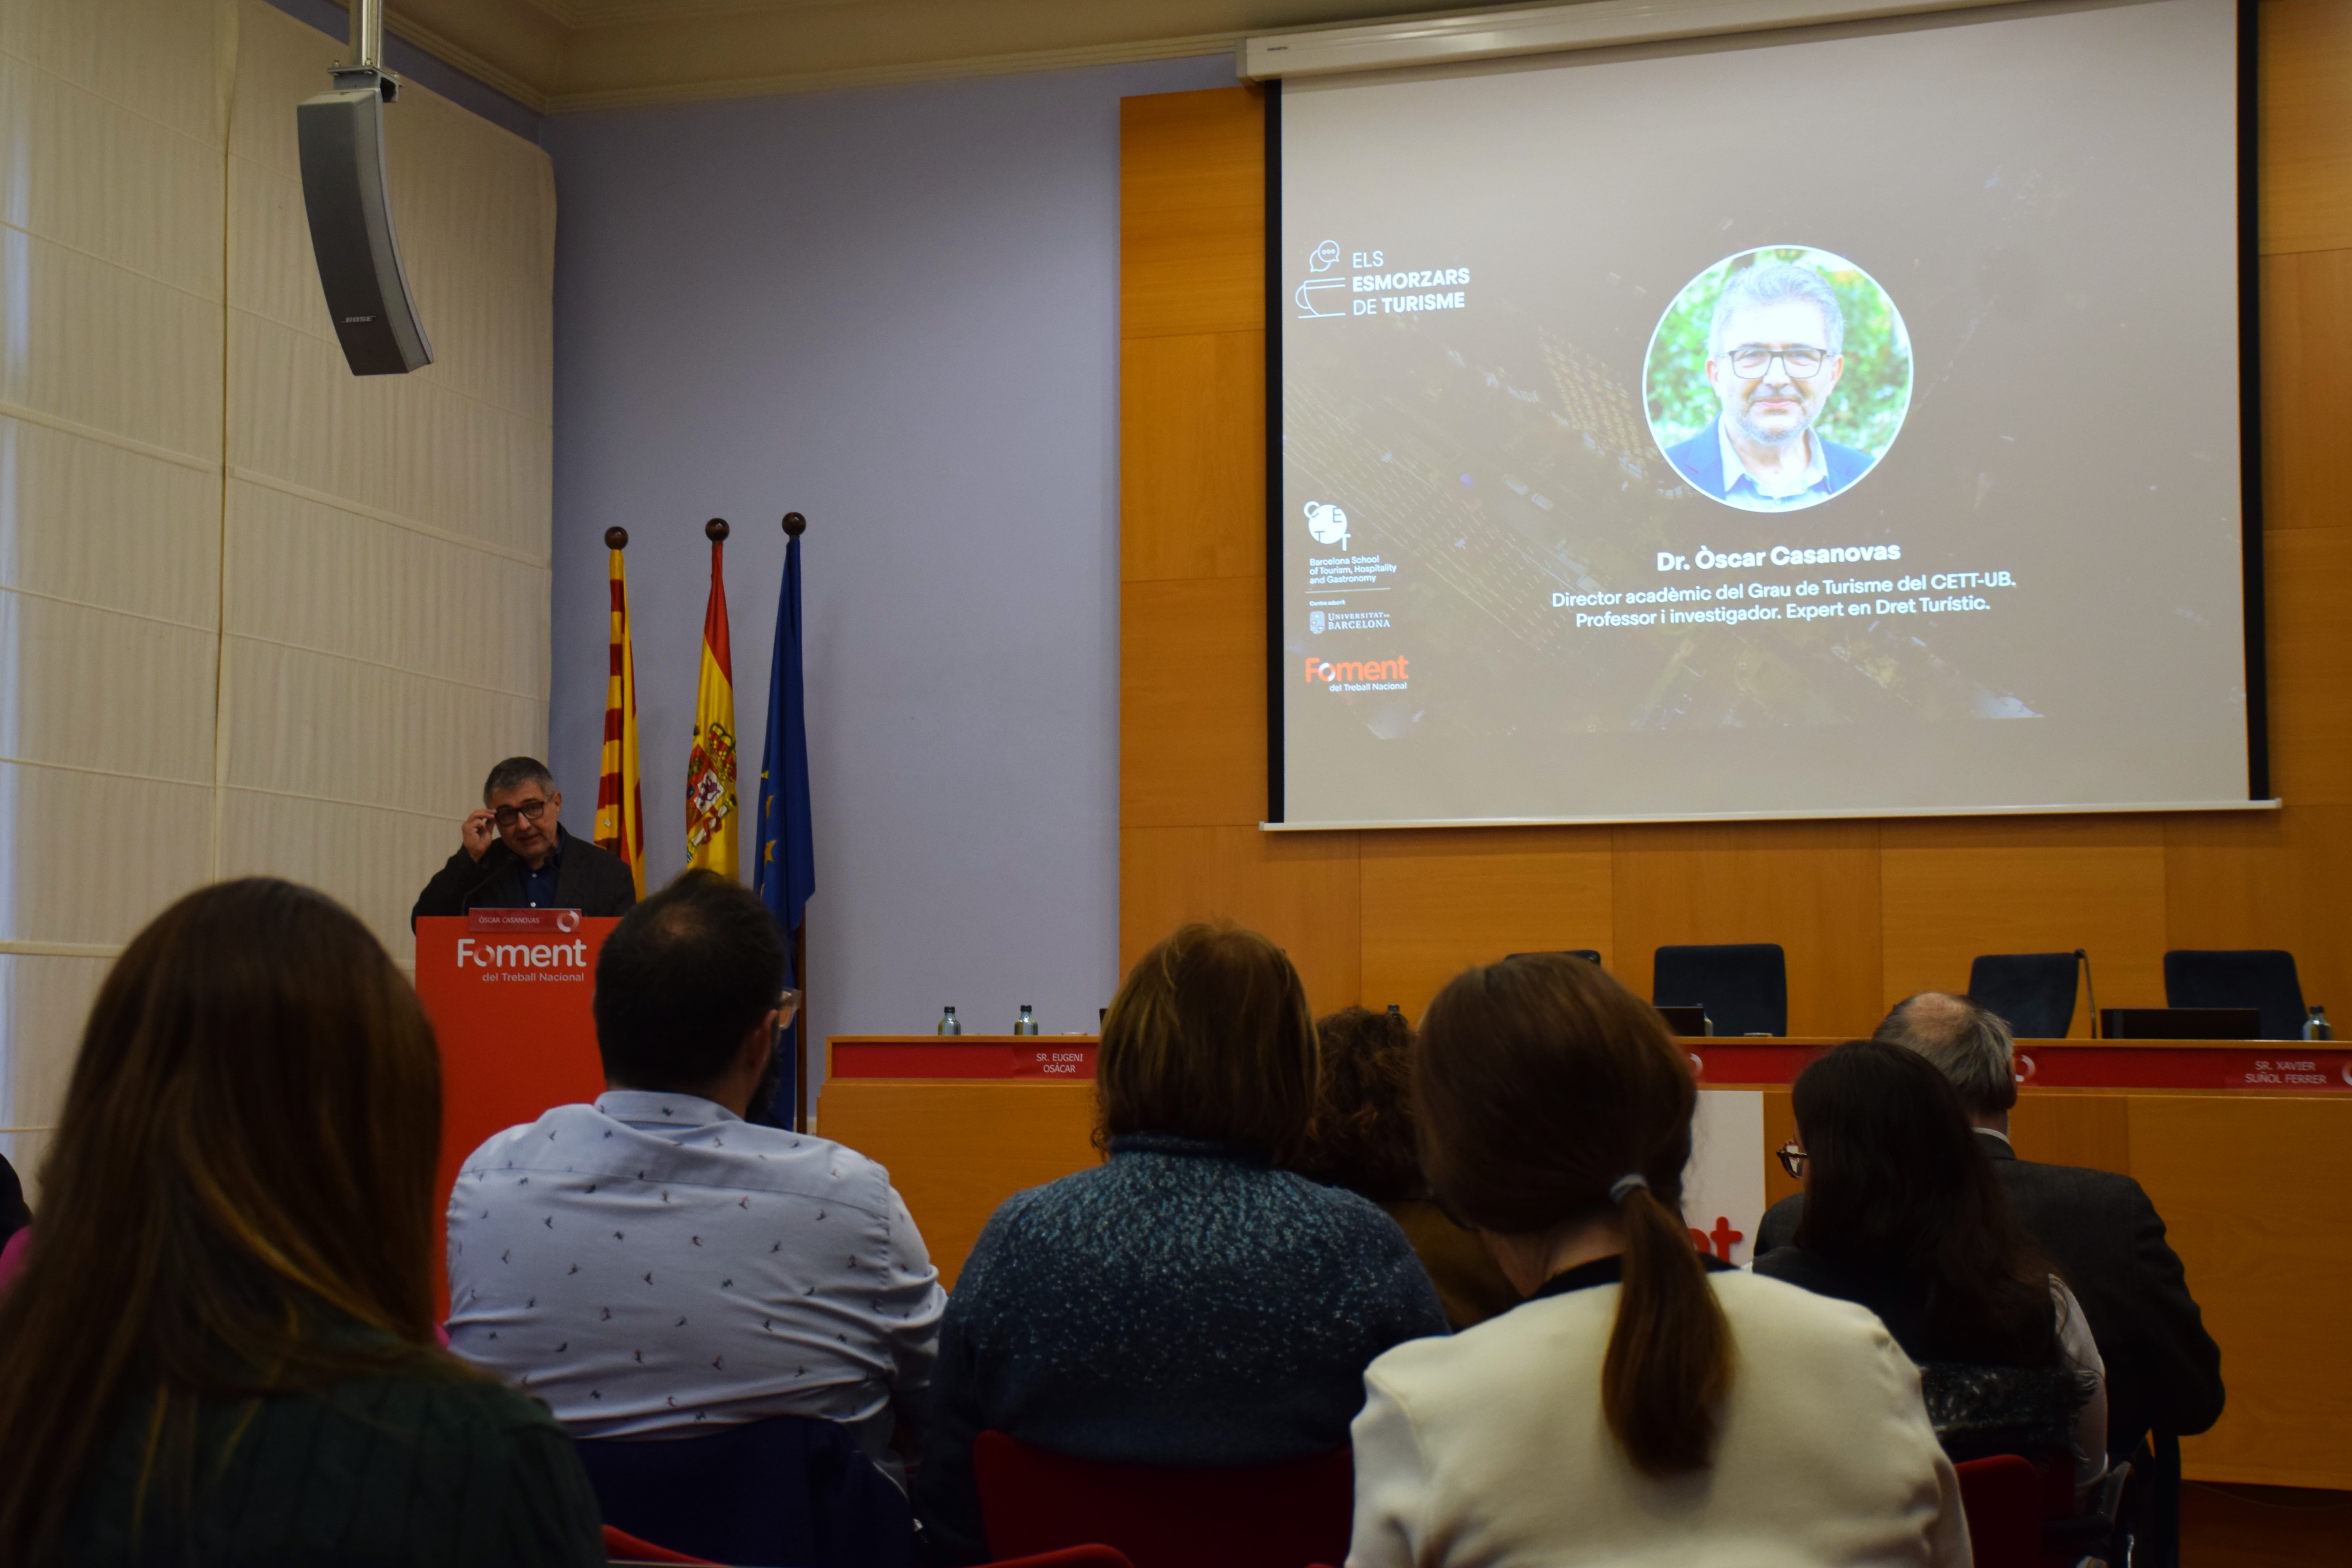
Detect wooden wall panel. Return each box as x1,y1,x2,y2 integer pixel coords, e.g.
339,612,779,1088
1119,824,1360,1013
1119,87,1263,340
1122,330,1265,583
2132,1095,2352,1487
2166,805,2352,1024
1358,826,1614,1018
1120,575,1264,828
2257,0,2352,255
2005,1092,2132,1178
819,1080,1097,1289
2255,249,2352,528
1880,816,2169,1030
2261,526,2352,805
1611,820,1883,1035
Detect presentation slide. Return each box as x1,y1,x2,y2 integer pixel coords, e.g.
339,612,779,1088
1276,0,2251,828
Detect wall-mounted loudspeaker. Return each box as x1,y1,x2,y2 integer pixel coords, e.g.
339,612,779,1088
298,76,431,376
297,3,430,377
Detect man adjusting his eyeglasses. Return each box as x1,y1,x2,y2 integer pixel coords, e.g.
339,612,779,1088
1662,261,1874,512
412,755,639,924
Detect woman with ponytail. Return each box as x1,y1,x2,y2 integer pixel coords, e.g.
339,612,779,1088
0,880,604,1567
1345,954,1968,1567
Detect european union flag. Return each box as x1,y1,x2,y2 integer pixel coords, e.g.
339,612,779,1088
755,523,815,980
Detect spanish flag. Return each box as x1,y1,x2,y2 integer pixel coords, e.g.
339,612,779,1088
685,523,739,876
593,534,646,896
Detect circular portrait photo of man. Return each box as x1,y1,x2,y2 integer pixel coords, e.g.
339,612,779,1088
1643,247,1912,513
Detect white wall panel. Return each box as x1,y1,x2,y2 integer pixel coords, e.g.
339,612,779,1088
0,587,217,779
229,314,551,561
0,951,108,1129
0,226,223,460
0,0,226,147
227,478,548,692
221,635,543,816
0,758,215,945
0,418,221,625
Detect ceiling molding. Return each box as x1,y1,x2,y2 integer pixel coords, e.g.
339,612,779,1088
387,11,556,111
385,0,1533,116
544,28,1250,112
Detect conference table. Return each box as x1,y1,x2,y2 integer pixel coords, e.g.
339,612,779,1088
817,1033,2352,1492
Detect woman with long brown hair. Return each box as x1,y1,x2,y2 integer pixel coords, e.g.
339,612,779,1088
0,879,604,1566
1756,1040,2107,1489
1346,954,1967,1567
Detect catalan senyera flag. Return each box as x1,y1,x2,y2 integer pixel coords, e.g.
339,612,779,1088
593,542,646,896
685,532,739,876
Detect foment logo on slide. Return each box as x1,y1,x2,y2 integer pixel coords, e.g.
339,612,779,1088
1303,655,1410,689
1304,500,1350,547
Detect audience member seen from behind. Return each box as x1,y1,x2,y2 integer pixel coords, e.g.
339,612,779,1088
1754,1041,2107,1492
0,879,604,1568
1756,992,2222,1467
1297,1006,1516,1329
1348,954,1966,1568
916,923,1449,1565
0,1151,29,1295
448,869,944,1484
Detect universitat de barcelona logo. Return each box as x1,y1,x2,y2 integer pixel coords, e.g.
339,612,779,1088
686,721,737,851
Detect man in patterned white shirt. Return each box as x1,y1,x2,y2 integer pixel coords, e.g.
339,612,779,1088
446,870,945,1483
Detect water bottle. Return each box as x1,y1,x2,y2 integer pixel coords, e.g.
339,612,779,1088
1013,1005,1040,1036
936,1005,962,1036
2304,1005,2333,1042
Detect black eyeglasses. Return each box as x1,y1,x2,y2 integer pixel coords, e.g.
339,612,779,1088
1725,344,1828,378
1775,1140,1811,1179
492,798,550,829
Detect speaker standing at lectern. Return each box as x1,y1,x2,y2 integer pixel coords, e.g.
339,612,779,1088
411,756,638,923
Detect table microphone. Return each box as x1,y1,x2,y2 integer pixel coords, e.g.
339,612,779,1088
2076,948,2097,1039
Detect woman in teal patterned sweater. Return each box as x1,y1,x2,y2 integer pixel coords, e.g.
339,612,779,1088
0,879,604,1567
914,924,1449,1564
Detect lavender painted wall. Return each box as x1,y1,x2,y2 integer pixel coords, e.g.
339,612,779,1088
544,56,1233,1098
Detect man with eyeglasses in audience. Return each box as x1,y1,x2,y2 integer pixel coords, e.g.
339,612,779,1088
413,755,637,922
1661,260,1874,511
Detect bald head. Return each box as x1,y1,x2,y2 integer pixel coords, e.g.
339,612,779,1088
1874,991,2018,1120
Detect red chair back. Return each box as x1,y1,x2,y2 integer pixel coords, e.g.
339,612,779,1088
973,1431,1352,1568
1955,1455,2040,1568
601,1523,722,1565
991,1550,1137,1568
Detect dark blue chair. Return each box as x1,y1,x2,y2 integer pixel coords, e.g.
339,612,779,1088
2163,949,2307,1040
574,1414,915,1568
1967,953,2079,1039
1652,943,1787,1036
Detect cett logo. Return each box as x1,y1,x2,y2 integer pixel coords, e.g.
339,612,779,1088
1304,655,1410,686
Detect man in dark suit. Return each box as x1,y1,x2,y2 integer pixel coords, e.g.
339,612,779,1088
412,755,638,923
1757,992,2225,1467
1660,260,1876,511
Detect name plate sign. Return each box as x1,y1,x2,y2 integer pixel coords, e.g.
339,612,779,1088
829,1036,1100,1080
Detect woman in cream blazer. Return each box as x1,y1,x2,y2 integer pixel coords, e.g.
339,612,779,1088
1347,956,1968,1568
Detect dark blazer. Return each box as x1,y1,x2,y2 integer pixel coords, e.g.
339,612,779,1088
411,823,638,925
1755,1129,2224,1458
1663,415,1873,503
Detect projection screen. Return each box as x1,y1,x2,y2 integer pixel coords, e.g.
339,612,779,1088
1271,0,2262,829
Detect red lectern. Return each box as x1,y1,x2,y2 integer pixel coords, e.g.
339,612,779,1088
413,911,618,1309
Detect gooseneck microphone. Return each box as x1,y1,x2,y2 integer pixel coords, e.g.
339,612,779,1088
2076,948,2098,1039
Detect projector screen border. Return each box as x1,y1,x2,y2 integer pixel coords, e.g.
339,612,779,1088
1261,0,2272,829
1260,798,2283,834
